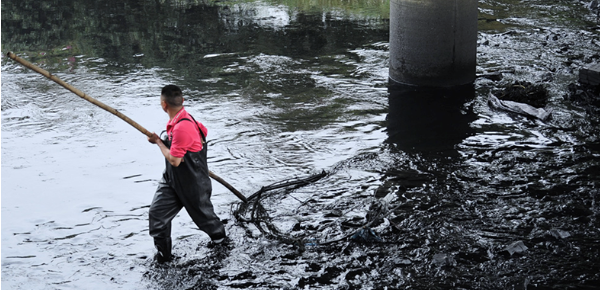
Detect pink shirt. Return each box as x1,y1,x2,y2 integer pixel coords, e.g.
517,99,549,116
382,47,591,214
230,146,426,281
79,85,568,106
166,107,208,158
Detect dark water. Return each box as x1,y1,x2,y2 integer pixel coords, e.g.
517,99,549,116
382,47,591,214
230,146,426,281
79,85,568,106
2,0,599,289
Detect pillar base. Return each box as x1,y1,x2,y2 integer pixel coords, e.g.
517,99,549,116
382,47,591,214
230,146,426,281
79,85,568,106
389,0,478,87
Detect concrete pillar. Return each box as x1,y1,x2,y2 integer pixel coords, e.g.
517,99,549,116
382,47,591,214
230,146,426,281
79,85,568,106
389,0,478,87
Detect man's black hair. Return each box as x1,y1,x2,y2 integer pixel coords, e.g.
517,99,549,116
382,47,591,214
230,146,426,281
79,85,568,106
161,85,183,107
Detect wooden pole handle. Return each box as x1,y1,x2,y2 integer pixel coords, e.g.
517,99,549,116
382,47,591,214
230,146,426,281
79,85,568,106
6,52,247,203
7,52,153,137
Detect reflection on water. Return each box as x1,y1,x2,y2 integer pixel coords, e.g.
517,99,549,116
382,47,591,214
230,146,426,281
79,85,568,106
386,84,477,154
2,0,600,289
1,0,388,72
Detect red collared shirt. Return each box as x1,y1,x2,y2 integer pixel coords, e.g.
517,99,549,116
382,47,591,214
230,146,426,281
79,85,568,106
166,107,207,158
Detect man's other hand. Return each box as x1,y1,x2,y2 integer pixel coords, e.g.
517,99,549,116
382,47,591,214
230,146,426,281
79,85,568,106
148,132,161,144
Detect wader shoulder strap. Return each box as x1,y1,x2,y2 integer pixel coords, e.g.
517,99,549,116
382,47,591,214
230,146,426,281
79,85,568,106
176,116,206,144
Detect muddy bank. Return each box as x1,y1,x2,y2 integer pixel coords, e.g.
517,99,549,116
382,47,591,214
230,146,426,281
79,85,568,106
144,144,599,289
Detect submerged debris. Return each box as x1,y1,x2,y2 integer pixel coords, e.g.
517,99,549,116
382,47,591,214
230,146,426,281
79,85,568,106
487,81,552,120
489,93,552,120
497,81,549,108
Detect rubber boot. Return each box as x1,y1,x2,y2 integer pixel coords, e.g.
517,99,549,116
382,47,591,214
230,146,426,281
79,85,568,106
153,237,172,263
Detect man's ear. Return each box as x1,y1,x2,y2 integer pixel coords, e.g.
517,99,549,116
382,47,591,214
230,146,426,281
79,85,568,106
161,99,168,111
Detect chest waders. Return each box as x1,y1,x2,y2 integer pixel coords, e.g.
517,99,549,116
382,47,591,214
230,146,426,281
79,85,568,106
148,117,226,262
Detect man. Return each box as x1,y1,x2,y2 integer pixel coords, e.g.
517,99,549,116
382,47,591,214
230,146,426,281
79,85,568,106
147,84,226,263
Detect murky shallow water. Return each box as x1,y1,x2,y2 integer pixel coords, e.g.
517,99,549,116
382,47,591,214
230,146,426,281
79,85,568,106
2,0,600,289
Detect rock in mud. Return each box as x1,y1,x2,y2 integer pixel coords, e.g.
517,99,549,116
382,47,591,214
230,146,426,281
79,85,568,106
431,253,456,268
548,229,571,240
579,63,600,86
503,241,529,257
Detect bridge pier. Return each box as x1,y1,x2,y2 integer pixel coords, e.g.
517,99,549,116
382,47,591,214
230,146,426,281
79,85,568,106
389,0,478,87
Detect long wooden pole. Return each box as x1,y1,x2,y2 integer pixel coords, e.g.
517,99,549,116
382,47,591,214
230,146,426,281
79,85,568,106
7,51,248,203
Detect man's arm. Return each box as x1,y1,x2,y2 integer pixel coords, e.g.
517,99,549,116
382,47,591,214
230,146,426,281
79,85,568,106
148,133,183,167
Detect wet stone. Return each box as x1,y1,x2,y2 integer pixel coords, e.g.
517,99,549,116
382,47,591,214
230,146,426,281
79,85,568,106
432,253,456,268
503,241,529,257
579,63,600,86
548,229,571,240
392,257,412,266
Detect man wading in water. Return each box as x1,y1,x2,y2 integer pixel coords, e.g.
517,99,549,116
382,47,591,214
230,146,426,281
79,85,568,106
147,84,227,263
